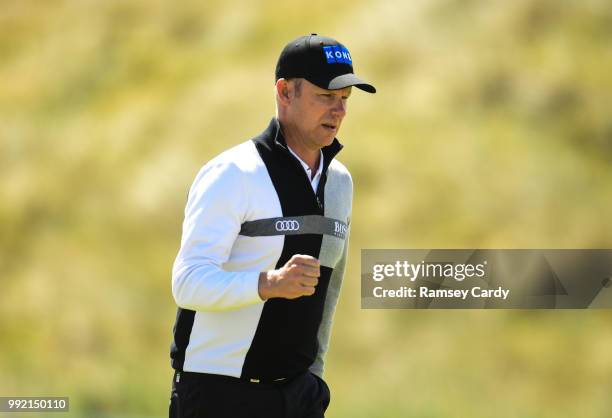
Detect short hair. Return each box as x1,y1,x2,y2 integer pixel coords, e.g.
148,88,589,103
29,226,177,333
289,78,302,97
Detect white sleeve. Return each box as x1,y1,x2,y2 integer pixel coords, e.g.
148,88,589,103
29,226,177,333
172,161,263,312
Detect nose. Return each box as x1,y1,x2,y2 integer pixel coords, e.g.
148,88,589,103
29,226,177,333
331,97,347,118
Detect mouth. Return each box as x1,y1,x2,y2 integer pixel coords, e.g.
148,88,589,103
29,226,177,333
321,123,337,132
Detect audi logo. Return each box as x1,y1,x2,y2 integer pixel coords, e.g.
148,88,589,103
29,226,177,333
275,220,300,232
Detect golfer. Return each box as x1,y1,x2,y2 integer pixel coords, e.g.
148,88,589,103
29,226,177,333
168,33,376,418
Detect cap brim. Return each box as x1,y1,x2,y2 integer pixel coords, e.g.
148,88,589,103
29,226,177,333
327,73,376,93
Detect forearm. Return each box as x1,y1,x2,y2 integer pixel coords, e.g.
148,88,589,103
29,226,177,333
172,262,263,311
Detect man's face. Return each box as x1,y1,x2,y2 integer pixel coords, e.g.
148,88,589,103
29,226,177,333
286,79,351,149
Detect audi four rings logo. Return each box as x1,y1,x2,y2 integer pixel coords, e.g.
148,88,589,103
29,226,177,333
275,220,300,232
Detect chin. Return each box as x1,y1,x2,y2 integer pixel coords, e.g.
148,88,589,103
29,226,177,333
320,135,336,148
313,127,337,148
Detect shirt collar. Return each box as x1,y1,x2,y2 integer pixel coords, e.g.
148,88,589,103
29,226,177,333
287,146,323,181
266,118,343,174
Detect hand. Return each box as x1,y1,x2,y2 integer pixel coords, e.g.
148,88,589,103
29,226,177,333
258,254,320,300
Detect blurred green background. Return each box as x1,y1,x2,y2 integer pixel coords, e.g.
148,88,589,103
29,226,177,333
2,0,612,417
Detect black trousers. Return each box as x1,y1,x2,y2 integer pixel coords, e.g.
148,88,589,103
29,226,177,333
169,370,331,418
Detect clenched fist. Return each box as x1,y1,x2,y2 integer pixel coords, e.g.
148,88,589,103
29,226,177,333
258,254,320,300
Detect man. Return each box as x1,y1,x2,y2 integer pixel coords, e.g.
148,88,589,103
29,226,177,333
169,34,375,418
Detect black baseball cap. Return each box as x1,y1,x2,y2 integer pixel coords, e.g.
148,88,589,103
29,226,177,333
275,34,376,94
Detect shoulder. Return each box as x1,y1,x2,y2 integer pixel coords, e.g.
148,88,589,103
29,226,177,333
187,142,261,205
205,140,261,173
327,159,353,190
193,141,262,184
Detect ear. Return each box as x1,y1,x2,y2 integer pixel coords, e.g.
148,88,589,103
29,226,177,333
275,78,291,105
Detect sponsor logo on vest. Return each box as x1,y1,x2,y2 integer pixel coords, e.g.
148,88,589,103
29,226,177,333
323,45,352,65
275,220,300,232
334,221,347,237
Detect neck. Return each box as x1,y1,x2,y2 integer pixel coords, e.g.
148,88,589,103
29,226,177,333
278,119,321,172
